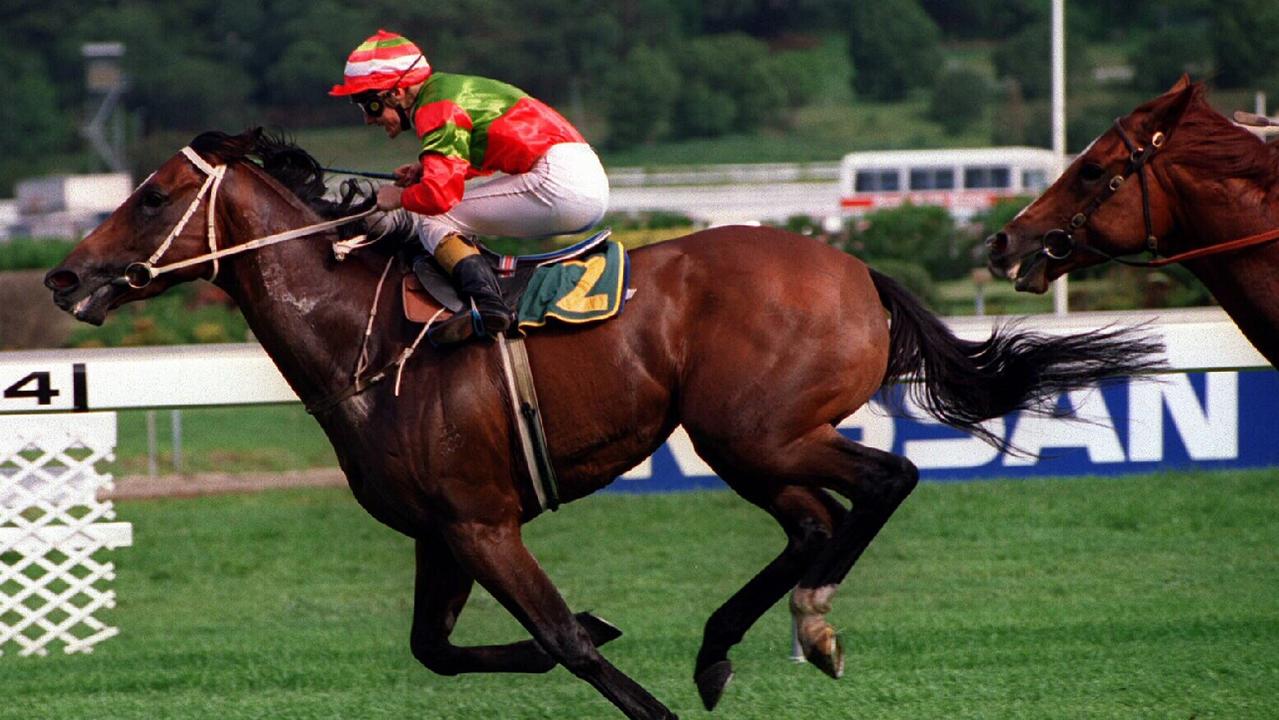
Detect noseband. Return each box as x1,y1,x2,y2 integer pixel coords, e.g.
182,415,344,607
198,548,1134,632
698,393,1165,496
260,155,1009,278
122,147,373,289
1040,118,1166,264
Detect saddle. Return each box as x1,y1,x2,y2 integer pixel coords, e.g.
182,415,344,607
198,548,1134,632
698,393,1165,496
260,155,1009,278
402,229,631,332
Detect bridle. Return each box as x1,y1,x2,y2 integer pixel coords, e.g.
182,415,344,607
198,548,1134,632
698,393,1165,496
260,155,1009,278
1038,117,1279,268
1039,118,1166,265
121,144,441,416
122,146,373,289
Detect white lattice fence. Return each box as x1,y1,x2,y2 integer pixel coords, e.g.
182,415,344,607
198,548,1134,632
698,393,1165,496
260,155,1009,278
0,413,132,656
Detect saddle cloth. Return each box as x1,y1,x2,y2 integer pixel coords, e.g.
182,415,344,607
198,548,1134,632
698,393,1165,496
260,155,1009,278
403,230,631,331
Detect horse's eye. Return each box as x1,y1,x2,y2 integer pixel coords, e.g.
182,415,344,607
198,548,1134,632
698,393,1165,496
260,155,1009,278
1078,163,1106,184
140,189,168,213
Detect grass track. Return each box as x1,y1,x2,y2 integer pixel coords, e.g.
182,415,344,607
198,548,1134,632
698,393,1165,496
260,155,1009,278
3,470,1278,719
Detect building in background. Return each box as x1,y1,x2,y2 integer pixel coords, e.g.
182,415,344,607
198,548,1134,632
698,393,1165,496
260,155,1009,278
8,174,131,240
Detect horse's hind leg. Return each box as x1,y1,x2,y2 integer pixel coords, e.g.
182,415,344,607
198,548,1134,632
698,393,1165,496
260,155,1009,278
693,424,918,682
409,534,623,675
693,485,846,711
784,428,919,678
443,519,677,720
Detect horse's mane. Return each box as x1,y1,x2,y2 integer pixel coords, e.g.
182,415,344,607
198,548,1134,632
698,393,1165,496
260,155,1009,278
1153,84,1279,198
188,129,376,238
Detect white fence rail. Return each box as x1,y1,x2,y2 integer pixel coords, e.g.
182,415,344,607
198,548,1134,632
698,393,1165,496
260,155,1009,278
0,308,1265,417
0,412,130,656
607,162,840,188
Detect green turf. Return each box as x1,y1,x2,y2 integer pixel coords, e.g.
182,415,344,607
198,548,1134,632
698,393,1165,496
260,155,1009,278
3,471,1277,719
109,405,337,476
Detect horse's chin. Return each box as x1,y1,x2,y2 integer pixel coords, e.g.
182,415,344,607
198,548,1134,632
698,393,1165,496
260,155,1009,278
1012,254,1052,294
65,283,122,326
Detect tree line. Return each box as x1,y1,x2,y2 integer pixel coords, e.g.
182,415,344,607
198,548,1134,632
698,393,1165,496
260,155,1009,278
2,0,1278,192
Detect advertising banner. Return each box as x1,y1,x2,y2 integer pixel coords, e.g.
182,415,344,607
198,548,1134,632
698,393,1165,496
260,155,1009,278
615,370,1278,491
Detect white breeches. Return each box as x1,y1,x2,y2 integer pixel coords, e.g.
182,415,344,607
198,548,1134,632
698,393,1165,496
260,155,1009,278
415,142,610,253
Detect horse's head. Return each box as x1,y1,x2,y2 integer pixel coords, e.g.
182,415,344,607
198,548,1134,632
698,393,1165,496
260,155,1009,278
987,76,1202,293
44,131,264,325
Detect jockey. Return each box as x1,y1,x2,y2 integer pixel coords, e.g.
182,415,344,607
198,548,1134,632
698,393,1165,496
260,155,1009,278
330,29,610,342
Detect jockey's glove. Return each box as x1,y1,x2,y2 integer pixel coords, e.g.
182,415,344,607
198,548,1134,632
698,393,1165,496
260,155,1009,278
366,208,417,244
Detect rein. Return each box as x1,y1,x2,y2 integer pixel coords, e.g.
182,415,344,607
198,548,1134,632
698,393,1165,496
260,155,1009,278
1041,118,1279,268
122,147,375,289
128,145,427,415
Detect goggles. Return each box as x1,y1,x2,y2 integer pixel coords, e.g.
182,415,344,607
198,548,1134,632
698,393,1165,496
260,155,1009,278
352,92,387,118
350,55,425,119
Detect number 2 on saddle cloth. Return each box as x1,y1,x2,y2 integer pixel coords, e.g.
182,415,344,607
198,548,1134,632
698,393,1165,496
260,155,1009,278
402,229,631,341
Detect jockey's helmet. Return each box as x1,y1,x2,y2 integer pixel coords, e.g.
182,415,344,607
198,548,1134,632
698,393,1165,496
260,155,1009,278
329,29,431,97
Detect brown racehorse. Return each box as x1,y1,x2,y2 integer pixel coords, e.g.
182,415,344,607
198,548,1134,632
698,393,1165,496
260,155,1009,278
45,130,1162,719
988,76,1279,367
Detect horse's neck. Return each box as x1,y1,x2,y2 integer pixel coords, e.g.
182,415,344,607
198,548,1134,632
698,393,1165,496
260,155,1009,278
215,202,395,410
1174,176,1279,364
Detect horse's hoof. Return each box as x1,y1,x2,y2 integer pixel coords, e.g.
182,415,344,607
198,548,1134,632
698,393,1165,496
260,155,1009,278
805,629,845,680
695,660,734,711
577,612,623,647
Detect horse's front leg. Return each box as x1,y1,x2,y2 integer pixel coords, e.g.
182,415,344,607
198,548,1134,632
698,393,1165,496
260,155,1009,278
410,534,622,675
444,519,678,720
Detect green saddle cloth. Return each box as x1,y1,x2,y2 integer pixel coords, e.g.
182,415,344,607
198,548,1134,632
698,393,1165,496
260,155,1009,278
516,240,629,330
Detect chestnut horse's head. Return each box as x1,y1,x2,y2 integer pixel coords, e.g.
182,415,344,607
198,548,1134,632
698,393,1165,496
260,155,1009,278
987,76,1204,293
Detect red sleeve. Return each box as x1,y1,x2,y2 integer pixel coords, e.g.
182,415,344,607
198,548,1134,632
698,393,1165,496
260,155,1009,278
401,153,470,216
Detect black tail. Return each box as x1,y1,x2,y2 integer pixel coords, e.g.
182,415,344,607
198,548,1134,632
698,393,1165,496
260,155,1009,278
869,269,1166,451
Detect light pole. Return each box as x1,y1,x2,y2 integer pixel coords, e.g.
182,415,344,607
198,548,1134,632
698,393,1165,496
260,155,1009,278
1051,0,1068,315
81,42,128,175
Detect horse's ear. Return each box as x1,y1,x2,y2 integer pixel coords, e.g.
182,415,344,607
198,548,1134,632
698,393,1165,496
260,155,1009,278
1166,74,1193,96
1148,74,1199,129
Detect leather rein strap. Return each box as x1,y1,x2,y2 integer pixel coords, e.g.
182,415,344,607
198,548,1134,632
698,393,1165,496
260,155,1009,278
124,146,375,289
1141,226,1279,267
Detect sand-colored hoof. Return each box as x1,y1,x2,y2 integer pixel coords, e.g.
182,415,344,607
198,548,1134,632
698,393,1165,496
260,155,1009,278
803,626,845,679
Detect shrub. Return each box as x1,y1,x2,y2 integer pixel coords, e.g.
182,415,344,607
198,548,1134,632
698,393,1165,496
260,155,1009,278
844,203,973,281
0,238,77,271
1132,26,1213,93
990,83,1051,147
66,284,249,348
970,197,1036,240
850,0,943,101
863,258,939,309
604,46,680,149
672,34,786,133
602,211,696,231
928,67,991,135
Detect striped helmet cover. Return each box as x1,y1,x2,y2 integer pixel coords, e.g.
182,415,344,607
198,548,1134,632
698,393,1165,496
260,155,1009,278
330,29,431,96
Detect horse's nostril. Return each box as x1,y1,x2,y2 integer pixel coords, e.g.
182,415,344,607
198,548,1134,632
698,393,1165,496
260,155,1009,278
985,232,1008,253
44,268,80,293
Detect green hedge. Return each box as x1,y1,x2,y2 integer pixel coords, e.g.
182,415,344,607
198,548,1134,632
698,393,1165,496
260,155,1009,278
0,237,77,271
66,284,250,348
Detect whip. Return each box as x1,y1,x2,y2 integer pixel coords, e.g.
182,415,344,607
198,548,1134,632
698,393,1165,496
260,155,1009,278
321,166,396,180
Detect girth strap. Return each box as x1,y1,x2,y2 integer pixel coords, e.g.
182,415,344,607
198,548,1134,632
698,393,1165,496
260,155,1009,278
497,336,560,512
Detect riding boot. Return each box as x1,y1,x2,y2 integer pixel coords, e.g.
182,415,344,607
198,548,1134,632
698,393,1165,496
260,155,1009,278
423,236,514,346
451,254,515,336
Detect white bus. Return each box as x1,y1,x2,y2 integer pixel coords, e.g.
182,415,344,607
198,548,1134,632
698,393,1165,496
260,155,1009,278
838,147,1059,221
